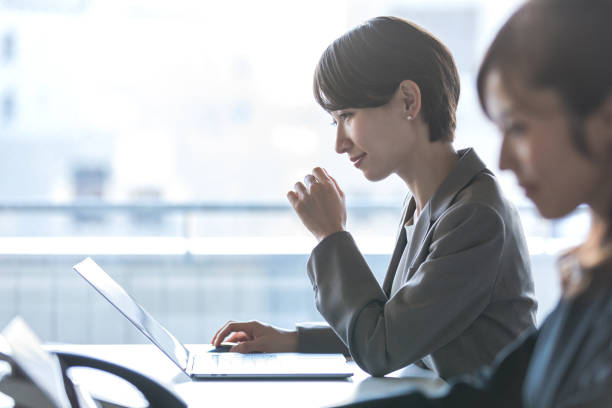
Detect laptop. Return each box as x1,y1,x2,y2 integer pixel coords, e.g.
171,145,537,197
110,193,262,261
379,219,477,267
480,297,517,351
73,257,353,379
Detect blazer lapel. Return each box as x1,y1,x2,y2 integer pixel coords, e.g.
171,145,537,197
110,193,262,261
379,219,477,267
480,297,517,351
382,197,413,296
406,148,488,271
405,202,433,274
383,148,488,293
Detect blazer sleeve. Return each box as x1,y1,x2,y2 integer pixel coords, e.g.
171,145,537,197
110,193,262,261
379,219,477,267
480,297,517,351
306,202,505,376
334,328,538,408
295,322,350,354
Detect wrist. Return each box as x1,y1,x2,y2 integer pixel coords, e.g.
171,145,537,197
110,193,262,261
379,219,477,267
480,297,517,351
316,228,345,242
283,330,299,352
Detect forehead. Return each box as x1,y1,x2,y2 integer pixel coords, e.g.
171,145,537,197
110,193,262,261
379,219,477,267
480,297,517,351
484,70,512,119
484,69,566,121
329,107,362,116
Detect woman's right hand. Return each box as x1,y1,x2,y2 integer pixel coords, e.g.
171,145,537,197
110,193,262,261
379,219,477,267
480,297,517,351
287,167,347,242
210,320,298,353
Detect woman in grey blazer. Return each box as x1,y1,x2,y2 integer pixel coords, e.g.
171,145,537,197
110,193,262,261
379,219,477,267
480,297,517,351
333,0,612,406
212,16,537,379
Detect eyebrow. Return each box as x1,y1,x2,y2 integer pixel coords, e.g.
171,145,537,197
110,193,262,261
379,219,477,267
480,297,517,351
329,110,344,120
492,108,516,124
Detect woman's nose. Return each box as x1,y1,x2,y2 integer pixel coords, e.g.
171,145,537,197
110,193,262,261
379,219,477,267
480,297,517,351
335,126,351,154
498,136,514,171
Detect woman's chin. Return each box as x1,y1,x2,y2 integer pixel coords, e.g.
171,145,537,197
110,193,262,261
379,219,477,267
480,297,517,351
534,200,580,220
361,169,389,182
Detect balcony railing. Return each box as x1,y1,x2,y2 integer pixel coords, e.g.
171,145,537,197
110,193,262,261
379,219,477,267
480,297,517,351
0,200,585,344
0,200,589,255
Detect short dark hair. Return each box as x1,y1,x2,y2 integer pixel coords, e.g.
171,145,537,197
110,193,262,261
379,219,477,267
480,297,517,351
313,16,460,143
477,0,612,154
477,0,612,243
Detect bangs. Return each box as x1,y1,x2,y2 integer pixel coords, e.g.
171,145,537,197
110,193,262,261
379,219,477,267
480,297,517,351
312,16,460,142
313,31,397,112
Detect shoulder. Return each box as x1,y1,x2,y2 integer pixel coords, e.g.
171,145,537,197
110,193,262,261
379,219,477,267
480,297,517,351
454,170,507,211
439,169,518,230
427,202,505,260
563,286,612,405
434,198,505,237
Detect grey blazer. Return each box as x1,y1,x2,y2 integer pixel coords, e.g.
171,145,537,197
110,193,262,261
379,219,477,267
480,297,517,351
296,148,537,379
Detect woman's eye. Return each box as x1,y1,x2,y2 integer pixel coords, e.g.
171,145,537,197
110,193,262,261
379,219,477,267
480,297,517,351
330,112,353,126
339,112,353,121
503,122,527,136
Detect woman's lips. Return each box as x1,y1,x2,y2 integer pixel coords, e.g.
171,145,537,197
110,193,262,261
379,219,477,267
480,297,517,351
520,182,538,197
351,153,366,168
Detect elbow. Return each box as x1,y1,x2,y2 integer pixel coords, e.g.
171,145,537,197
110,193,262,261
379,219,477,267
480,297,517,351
365,366,392,377
352,353,395,377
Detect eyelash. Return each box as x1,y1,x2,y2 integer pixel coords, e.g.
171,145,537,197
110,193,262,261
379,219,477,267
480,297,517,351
331,112,353,126
503,123,527,136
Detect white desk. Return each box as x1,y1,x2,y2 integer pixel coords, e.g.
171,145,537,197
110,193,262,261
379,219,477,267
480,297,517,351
38,344,445,408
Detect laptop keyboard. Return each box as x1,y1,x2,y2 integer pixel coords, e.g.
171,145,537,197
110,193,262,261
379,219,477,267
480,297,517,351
193,353,281,373
191,352,352,377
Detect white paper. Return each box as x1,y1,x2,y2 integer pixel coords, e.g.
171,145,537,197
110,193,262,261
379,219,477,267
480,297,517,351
1,317,72,408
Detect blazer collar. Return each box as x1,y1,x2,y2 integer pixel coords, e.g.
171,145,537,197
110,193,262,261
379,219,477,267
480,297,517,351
392,148,488,274
402,147,488,226
430,147,487,221
383,148,489,294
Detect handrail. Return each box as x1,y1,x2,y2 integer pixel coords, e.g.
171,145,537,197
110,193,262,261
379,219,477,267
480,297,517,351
0,200,552,213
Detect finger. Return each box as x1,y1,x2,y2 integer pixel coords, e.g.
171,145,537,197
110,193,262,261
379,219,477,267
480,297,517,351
287,190,298,207
213,323,235,347
294,182,307,197
213,322,256,347
231,338,268,354
226,332,252,343
303,174,318,189
319,168,344,197
328,175,345,198
211,320,234,345
312,167,331,184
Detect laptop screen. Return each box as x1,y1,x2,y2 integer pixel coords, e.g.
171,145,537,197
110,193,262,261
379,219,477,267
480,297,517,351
73,257,190,371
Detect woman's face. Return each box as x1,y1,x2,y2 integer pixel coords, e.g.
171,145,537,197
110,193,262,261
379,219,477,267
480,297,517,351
330,91,420,182
484,70,608,219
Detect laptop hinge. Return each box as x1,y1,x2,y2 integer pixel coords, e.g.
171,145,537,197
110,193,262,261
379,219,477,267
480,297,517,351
186,351,195,375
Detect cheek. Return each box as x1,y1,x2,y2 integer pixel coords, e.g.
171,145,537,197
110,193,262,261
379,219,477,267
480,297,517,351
519,126,563,180
524,140,549,178
531,146,596,218
501,137,535,176
349,121,371,148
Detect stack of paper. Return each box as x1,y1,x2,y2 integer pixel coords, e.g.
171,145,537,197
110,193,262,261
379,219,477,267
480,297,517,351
0,316,96,408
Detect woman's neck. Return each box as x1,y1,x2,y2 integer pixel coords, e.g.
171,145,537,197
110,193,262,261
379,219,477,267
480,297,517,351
576,154,612,269
578,209,612,268
398,142,459,213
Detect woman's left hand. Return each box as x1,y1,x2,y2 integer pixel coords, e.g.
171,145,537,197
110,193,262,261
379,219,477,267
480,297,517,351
287,167,346,242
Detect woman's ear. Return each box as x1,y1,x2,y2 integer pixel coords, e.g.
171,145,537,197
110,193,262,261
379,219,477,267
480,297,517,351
601,91,612,140
586,90,612,160
398,80,422,120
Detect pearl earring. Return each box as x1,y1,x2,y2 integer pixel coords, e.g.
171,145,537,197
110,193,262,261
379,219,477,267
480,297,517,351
406,115,413,121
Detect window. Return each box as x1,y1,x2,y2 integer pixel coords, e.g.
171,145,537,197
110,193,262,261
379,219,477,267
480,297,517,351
2,31,15,63
0,0,577,345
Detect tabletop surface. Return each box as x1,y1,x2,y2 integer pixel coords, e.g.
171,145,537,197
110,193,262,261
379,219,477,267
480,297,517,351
21,344,447,408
